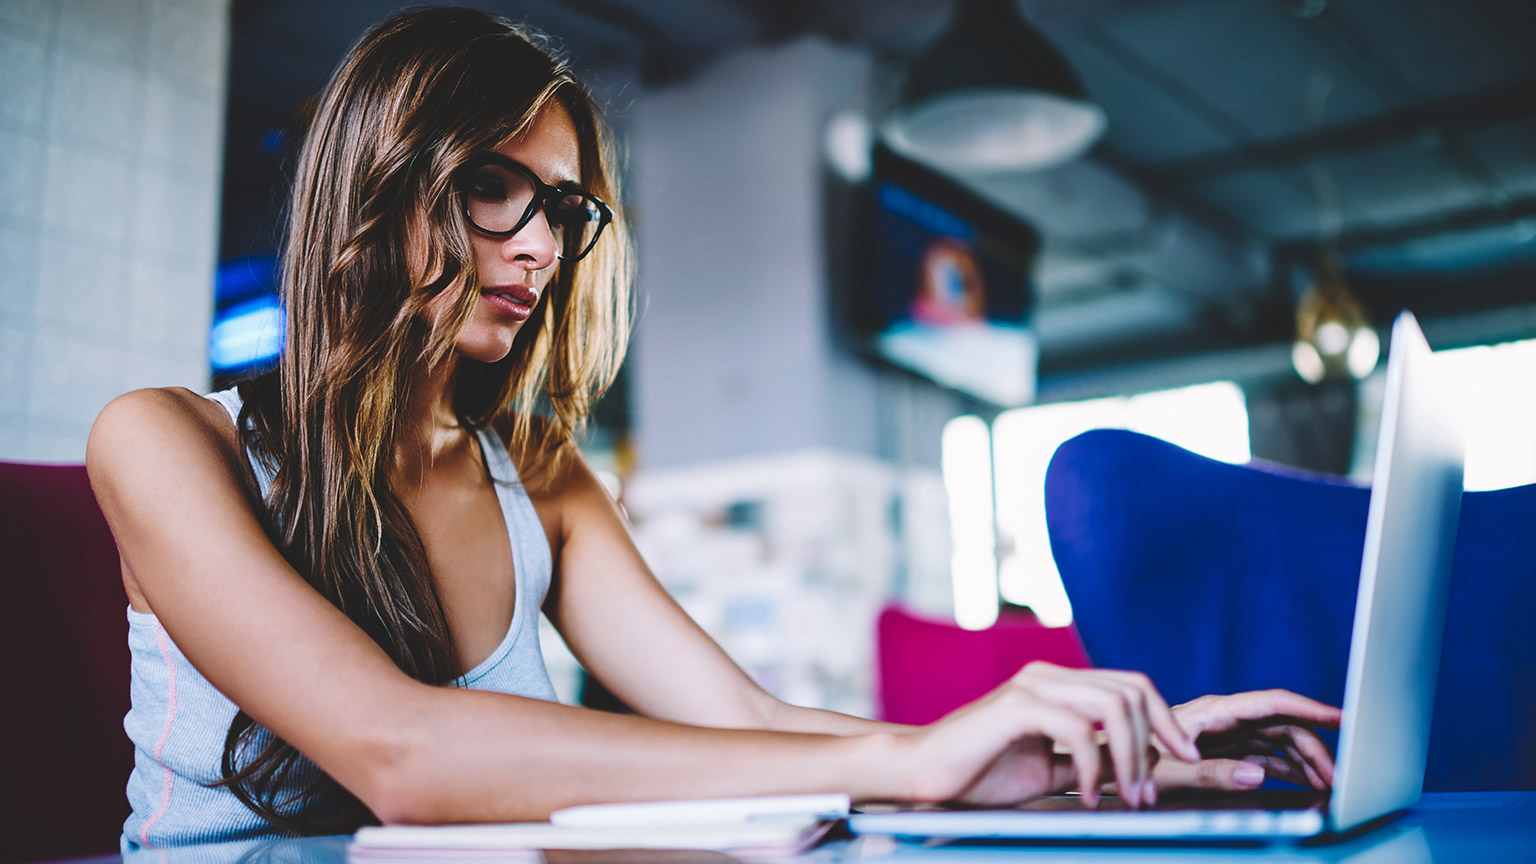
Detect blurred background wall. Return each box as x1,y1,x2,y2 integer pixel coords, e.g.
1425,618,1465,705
0,0,228,460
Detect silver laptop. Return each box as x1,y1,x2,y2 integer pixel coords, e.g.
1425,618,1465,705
849,311,1465,842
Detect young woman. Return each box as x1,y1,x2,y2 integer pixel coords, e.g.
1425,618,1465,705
88,7,1340,850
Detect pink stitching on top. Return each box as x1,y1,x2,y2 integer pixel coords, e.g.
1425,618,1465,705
138,620,181,849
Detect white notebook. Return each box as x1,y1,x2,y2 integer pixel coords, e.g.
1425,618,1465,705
349,794,849,857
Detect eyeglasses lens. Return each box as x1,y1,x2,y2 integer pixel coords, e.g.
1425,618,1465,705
464,163,604,260
547,193,605,260
464,163,535,234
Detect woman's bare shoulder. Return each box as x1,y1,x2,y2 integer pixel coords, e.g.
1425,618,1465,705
87,386,244,482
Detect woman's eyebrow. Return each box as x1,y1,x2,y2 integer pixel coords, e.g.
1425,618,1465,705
530,165,581,189
525,158,581,189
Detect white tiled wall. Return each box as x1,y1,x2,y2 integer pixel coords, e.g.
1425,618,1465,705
0,0,230,463
617,449,921,717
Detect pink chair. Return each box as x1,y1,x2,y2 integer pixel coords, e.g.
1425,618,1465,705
875,604,1093,725
0,462,132,863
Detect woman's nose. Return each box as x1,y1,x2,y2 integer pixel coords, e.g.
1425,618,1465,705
502,209,559,271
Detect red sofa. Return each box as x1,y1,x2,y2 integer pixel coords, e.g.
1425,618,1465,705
0,462,132,863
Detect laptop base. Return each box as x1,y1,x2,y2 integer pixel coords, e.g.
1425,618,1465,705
849,791,1332,842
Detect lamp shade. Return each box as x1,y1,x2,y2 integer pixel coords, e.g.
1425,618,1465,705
884,0,1106,172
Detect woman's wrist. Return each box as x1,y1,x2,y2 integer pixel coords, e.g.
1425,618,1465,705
838,729,914,803
768,701,918,736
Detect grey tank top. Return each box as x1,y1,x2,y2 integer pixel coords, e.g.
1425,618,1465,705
121,387,558,852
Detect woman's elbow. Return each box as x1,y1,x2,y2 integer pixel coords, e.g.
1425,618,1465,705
362,771,430,826
341,702,437,825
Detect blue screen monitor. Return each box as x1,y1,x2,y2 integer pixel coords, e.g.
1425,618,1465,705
863,146,1039,406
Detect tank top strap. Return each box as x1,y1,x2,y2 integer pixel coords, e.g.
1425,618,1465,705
203,386,276,499
203,387,243,425
474,424,521,486
472,424,554,601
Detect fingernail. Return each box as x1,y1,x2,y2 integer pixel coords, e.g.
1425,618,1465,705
1234,764,1265,787
1146,782,1158,808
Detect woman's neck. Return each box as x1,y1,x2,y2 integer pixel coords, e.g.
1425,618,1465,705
395,356,471,482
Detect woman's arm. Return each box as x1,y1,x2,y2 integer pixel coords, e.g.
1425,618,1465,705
531,445,1350,802
91,389,1194,821
88,390,891,820
528,446,905,735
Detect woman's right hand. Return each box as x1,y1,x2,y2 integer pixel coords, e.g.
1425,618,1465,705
888,662,1203,810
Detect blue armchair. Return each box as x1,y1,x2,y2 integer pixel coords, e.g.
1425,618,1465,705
1044,428,1536,790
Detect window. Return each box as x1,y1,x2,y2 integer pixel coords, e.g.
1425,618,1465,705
943,382,1250,629
1438,340,1536,491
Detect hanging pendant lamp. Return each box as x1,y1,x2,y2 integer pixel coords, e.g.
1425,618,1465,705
883,0,1106,173
1293,258,1380,384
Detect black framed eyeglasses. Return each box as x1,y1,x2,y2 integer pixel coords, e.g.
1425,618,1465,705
456,154,613,262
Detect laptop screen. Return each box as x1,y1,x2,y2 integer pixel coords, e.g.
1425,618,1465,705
1330,312,1464,832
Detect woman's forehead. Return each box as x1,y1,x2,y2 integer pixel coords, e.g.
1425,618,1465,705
494,103,580,186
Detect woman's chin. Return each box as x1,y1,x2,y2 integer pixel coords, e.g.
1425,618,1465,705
453,330,517,365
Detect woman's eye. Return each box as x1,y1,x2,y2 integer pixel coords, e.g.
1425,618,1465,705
469,180,507,200
550,200,595,225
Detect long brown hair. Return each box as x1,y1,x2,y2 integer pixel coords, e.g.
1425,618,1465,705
216,7,632,832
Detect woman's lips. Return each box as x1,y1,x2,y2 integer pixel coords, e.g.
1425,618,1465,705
481,286,537,321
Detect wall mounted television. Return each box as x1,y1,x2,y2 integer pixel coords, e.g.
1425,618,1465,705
853,144,1040,406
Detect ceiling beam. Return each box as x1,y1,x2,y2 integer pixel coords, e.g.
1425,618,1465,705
1089,145,1262,254
1292,1,1509,208
1274,192,1536,258
1151,80,1536,186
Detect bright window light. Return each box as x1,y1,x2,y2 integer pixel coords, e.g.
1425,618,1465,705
1433,339,1536,492
1124,383,1251,465
990,382,1249,626
942,415,999,630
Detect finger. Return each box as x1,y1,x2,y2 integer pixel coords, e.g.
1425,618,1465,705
1217,733,1318,789
1094,670,1202,765
1168,695,1213,738
1226,690,1344,730
1247,725,1333,787
1248,725,1334,789
1243,753,1313,788
1281,742,1326,790
1104,686,1148,809
1155,757,1268,791
1028,704,1102,810
1092,745,1159,785
1084,679,1151,804
1018,677,1143,808
1049,753,1083,796
1208,758,1268,790
1025,665,1197,799
1114,682,1152,806
1220,736,1322,789
1018,669,1144,801
1256,690,1344,728
1169,690,1344,747
1276,724,1336,788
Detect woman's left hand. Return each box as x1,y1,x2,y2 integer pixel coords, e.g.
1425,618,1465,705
1150,689,1343,792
